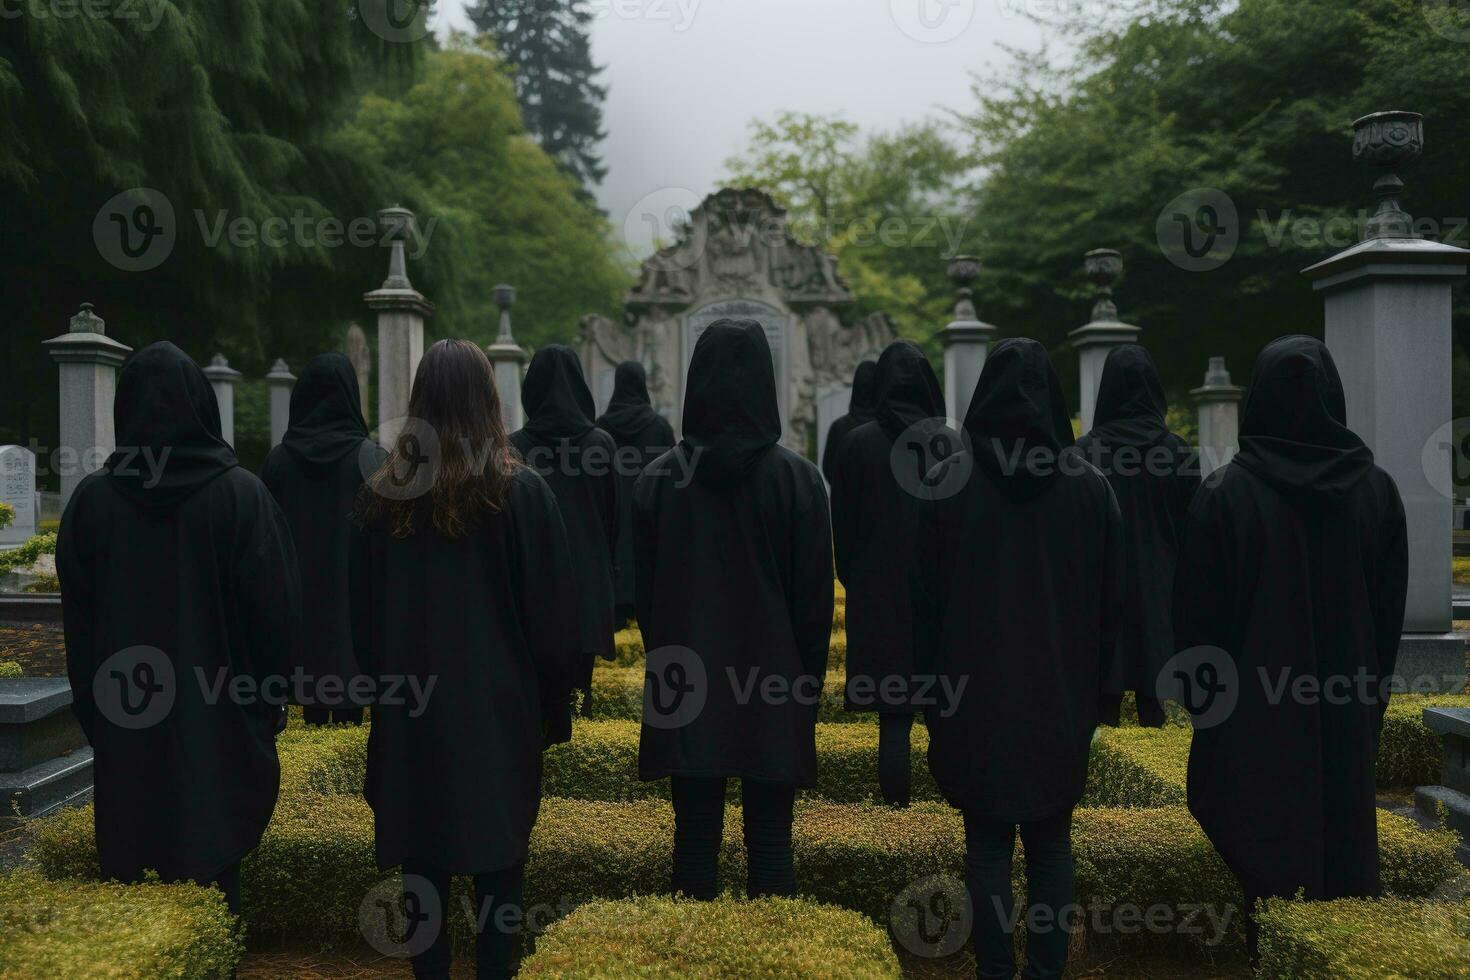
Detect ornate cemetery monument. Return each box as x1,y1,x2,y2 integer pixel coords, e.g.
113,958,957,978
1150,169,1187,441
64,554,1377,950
1305,111,1470,692
578,188,895,452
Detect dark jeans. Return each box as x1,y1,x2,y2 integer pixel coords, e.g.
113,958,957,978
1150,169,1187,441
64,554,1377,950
963,809,1074,980
671,776,796,900
302,705,365,727
1099,692,1166,728
401,864,525,980
879,712,915,807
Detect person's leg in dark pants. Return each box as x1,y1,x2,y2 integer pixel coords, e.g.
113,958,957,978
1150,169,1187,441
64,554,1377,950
878,712,916,807
962,812,1017,980
399,868,453,980
742,780,797,898
1097,693,1123,727
1016,810,1075,980
671,776,727,899
470,864,525,980
1133,693,1166,728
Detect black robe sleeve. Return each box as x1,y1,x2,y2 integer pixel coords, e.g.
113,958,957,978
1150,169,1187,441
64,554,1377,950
233,488,301,699
1171,483,1236,690
57,479,99,743
830,443,857,586
789,486,836,682
1370,481,1409,718
510,472,582,743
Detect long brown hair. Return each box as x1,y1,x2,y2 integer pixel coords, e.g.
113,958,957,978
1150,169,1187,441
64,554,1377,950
357,339,518,538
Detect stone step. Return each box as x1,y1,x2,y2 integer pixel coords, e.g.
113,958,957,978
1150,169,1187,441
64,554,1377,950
0,744,93,821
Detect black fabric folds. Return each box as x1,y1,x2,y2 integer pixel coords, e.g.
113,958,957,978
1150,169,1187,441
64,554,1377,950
521,345,597,442
596,361,662,444
679,320,784,489
874,341,944,442
962,338,1077,503
280,353,371,466
820,360,879,484
1089,344,1170,448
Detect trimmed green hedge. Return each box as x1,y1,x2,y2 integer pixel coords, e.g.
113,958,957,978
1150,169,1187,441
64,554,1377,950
1256,895,1470,979
608,626,848,670
0,870,241,978
0,660,22,678
1379,694,1470,787
520,896,899,978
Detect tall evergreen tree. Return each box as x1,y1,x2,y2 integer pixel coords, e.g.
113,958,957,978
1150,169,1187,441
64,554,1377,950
466,0,608,190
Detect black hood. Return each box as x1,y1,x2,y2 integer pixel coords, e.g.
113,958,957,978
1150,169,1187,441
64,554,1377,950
1234,335,1374,504
963,337,1075,503
680,319,782,489
106,342,238,510
1090,344,1170,448
874,341,944,441
596,361,660,442
521,345,596,443
848,360,879,420
281,353,370,466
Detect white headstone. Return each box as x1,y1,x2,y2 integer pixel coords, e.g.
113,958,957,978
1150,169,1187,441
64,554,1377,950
0,446,38,548
815,383,852,479
682,298,792,424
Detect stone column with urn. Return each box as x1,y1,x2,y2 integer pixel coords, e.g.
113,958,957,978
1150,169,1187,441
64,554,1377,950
202,354,241,447
1190,357,1244,478
1070,249,1141,434
42,303,132,513
266,358,296,448
940,255,998,422
485,284,529,433
1303,111,1470,692
364,206,433,449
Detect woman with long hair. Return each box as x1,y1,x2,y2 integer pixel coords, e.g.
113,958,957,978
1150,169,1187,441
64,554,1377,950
352,339,579,980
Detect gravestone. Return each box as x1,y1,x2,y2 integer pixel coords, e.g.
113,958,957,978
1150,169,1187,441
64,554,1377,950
815,383,852,475
579,189,893,452
0,678,92,822
0,447,37,549
1414,707,1470,859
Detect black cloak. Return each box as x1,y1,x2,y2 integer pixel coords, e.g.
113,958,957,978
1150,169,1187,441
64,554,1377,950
820,360,878,485
1074,345,1199,695
634,320,834,786
350,466,581,873
595,361,675,621
831,342,945,713
261,354,384,707
1176,336,1407,903
510,345,619,683
58,342,301,882
914,338,1122,820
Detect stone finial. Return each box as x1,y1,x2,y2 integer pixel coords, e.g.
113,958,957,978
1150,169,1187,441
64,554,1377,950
69,302,105,335
1353,111,1423,241
266,358,295,382
946,256,981,321
494,284,517,343
378,205,417,290
1204,356,1232,387
1085,248,1124,322
203,353,242,381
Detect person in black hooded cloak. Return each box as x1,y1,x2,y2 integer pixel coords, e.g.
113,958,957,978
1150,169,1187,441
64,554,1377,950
1075,345,1199,728
351,340,580,979
58,342,301,915
831,341,947,807
820,359,878,485
595,361,675,625
913,338,1121,980
633,319,834,901
261,353,384,726
1174,336,1407,960
510,345,619,699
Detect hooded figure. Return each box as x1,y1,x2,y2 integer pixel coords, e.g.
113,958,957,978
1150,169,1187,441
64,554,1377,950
1175,336,1407,955
261,354,384,725
633,319,833,900
58,342,300,909
1075,345,1199,727
913,338,1121,980
595,361,675,623
820,360,878,485
510,345,619,687
831,342,948,805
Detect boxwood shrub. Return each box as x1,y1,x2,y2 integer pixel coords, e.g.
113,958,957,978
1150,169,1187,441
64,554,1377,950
1256,895,1470,979
588,666,854,724
1377,694,1470,787
607,626,848,670
520,895,899,978
0,870,241,978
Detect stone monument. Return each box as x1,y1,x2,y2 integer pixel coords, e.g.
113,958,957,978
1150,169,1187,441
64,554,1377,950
1191,357,1244,478
485,284,529,432
940,255,998,422
42,303,131,513
344,323,372,423
266,358,295,447
578,188,893,453
1070,249,1141,434
0,447,37,549
365,207,433,449
202,354,241,447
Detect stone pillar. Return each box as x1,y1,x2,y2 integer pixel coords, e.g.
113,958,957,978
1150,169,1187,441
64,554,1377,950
202,354,242,447
1069,249,1141,434
41,304,132,513
1303,110,1470,691
266,358,295,447
485,284,528,433
344,324,372,423
1190,357,1244,478
940,255,998,422
364,207,433,449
